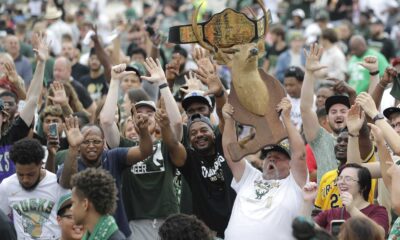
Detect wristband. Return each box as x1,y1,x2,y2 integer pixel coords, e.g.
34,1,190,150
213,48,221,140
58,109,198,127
378,82,387,89
370,70,379,76
159,83,168,89
348,132,359,137
215,90,225,98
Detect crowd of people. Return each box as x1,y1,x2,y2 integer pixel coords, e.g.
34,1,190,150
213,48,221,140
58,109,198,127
0,0,400,239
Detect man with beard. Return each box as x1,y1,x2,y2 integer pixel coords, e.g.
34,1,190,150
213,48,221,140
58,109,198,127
70,168,126,240
222,98,307,240
0,139,70,239
300,44,373,182
158,112,235,238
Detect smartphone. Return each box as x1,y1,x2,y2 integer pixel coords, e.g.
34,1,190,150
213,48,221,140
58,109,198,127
48,123,58,138
330,220,345,236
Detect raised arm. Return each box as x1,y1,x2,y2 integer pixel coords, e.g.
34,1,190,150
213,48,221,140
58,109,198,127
278,97,307,187
91,26,112,83
47,81,73,116
59,116,85,189
346,104,364,164
125,105,153,165
141,57,182,141
100,64,131,148
20,32,48,125
3,61,26,100
357,92,400,155
300,44,326,142
155,101,187,167
358,56,380,94
222,103,246,182
387,163,400,213
300,182,318,216
369,123,393,183
194,48,227,133
371,66,397,109
45,135,60,173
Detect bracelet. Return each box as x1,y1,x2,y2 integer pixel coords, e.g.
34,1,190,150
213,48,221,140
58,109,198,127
348,132,359,137
370,70,379,76
159,83,168,89
215,90,225,98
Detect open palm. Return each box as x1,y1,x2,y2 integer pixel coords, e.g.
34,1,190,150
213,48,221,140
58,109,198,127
64,117,84,148
304,43,325,73
141,57,166,85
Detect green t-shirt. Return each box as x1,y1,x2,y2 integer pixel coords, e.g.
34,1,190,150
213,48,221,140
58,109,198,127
389,217,400,240
120,138,179,220
348,48,389,94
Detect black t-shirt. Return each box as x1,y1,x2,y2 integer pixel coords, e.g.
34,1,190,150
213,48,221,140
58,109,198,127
179,131,236,238
78,74,109,102
69,80,94,109
71,63,90,81
368,37,396,61
0,117,31,182
327,0,352,21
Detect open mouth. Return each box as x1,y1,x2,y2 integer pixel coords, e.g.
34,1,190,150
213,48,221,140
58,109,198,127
195,137,208,147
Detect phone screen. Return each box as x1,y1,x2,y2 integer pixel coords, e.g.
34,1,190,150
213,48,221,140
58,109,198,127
49,123,58,138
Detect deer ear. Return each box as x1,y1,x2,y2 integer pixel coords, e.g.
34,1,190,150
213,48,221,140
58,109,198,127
257,39,265,58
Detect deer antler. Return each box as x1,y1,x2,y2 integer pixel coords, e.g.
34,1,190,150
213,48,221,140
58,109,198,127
256,0,269,38
191,2,215,53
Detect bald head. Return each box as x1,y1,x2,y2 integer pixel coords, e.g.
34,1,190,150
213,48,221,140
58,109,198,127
53,57,72,82
4,35,20,58
349,35,367,57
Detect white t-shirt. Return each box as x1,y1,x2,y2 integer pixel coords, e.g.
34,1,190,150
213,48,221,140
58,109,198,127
0,170,70,240
225,161,303,240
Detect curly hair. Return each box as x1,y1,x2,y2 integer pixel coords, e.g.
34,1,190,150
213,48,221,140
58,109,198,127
158,214,213,240
70,168,117,215
10,139,44,165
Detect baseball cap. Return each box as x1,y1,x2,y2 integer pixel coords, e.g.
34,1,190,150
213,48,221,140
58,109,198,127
292,9,305,19
181,90,213,111
134,100,156,112
383,104,400,119
261,139,291,159
187,113,213,132
325,95,350,113
57,193,72,216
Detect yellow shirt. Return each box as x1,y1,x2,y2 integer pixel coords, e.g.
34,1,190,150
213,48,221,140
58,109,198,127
315,154,377,210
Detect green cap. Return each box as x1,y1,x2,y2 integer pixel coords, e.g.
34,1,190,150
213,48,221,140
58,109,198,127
57,192,72,216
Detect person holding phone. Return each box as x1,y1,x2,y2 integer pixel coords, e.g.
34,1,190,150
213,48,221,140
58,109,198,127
301,163,389,237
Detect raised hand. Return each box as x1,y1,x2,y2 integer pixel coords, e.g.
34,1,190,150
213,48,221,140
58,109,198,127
32,32,49,62
180,71,204,93
141,57,167,85
276,97,292,123
304,43,326,73
111,63,135,80
192,47,214,71
195,64,224,96
3,61,19,83
358,56,378,72
47,135,60,156
165,58,180,82
380,66,398,87
355,92,379,118
222,103,234,120
346,104,365,135
302,182,318,203
329,78,355,95
367,123,385,145
154,105,170,129
131,104,150,135
48,81,68,106
64,116,86,148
